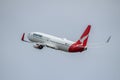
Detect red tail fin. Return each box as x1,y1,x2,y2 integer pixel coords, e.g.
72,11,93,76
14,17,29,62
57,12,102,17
76,25,91,46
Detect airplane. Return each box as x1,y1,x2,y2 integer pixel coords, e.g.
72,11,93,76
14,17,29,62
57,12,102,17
21,25,91,53
21,25,111,53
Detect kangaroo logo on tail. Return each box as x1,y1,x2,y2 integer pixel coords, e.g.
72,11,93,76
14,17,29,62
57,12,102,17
69,25,91,52
78,25,91,46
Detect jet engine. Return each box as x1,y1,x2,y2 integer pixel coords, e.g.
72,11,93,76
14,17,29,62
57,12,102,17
34,44,44,49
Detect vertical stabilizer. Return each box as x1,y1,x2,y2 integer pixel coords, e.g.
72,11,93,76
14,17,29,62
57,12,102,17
76,25,91,46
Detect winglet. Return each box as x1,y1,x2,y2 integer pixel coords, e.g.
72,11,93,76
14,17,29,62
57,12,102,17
21,33,25,41
106,36,111,43
21,33,31,43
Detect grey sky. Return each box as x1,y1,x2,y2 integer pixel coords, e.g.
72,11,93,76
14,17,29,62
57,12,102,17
0,0,120,80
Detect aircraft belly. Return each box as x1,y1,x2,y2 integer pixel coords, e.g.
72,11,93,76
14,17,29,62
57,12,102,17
57,44,69,52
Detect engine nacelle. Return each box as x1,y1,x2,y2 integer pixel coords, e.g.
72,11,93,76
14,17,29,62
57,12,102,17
34,44,44,49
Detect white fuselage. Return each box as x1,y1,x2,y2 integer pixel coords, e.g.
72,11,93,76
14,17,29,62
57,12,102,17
27,32,74,52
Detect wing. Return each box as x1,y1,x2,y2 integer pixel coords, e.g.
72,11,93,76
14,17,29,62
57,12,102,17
46,43,58,50
87,36,111,48
33,42,58,50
